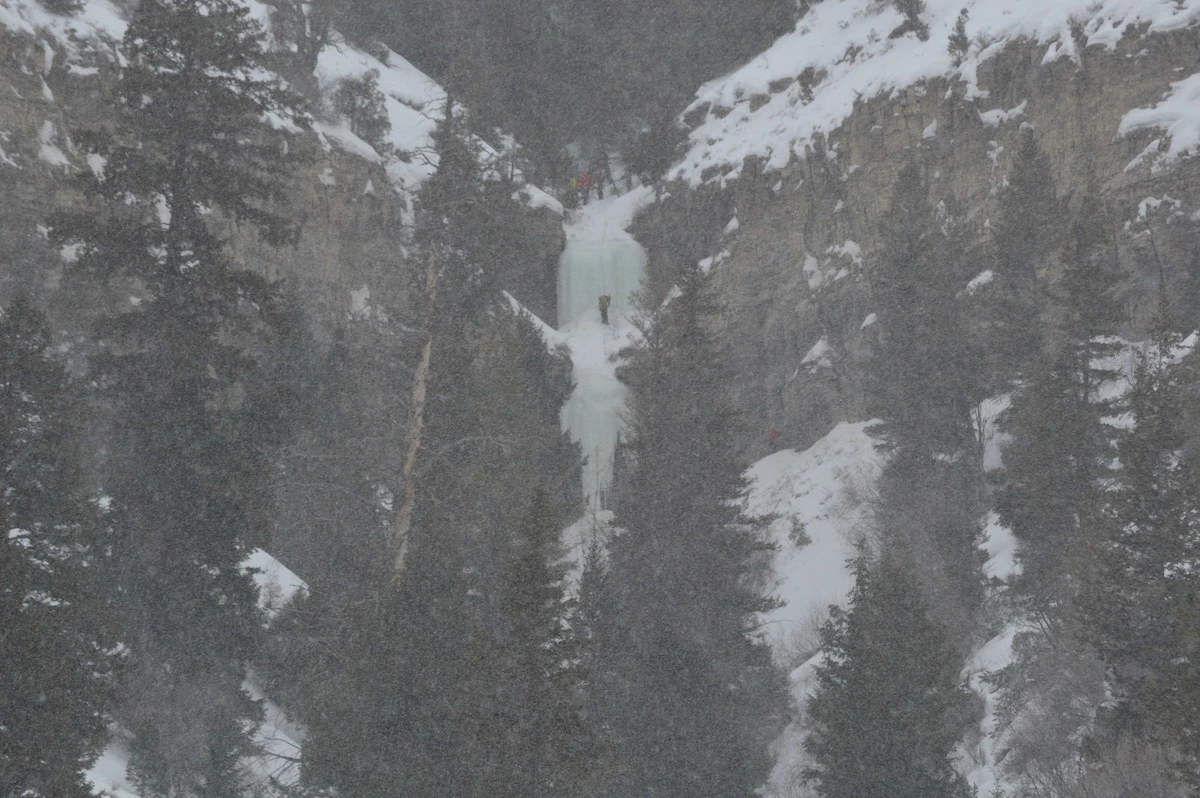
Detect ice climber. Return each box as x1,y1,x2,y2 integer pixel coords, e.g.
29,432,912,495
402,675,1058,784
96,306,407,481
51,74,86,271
599,294,611,325
578,172,594,204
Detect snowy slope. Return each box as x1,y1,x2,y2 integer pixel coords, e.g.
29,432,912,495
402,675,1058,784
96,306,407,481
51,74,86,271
0,0,561,217
84,549,309,796
745,421,883,652
0,0,127,41
310,35,444,190
752,411,1026,795
674,0,1200,185
747,422,883,798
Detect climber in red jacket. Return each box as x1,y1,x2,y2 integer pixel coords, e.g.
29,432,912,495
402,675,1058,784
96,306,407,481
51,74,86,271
577,172,595,204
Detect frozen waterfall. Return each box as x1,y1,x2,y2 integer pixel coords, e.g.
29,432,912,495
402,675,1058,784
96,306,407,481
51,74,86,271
556,235,646,328
555,199,648,511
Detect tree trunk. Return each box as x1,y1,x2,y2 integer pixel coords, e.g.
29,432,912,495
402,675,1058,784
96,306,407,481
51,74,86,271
392,250,439,578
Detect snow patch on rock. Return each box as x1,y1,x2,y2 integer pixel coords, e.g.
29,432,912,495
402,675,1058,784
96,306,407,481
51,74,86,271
746,421,884,651
1119,72,1200,170
673,0,1200,185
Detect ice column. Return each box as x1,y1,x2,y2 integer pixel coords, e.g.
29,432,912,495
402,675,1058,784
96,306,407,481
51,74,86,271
556,232,647,509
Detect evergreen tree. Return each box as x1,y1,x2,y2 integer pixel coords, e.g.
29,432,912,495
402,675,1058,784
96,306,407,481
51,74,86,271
43,0,84,14
333,70,392,152
1086,314,1200,784
478,487,590,798
591,265,786,798
998,195,1123,607
625,114,689,192
990,127,1059,376
869,163,978,457
947,9,969,66
1058,194,1125,393
804,548,975,798
995,128,1058,291
395,103,580,577
48,0,305,791
893,0,929,40
0,295,114,798
262,0,341,86
997,355,1110,605
297,106,582,798
299,535,486,798
269,321,405,588
573,534,620,790
868,163,986,627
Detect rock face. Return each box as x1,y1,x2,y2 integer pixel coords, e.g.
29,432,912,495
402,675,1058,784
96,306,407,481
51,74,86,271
0,23,564,342
634,28,1200,457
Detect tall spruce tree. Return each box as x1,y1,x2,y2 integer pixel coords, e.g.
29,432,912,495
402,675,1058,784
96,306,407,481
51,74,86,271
989,127,1059,378
803,548,976,798
997,354,1111,606
1086,314,1200,784
48,0,305,791
868,162,986,629
391,102,579,575
591,265,785,798
269,322,405,587
477,487,589,798
998,195,1124,607
296,106,582,798
299,531,486,797
869,163,978,457
1058,195,1125,392
0,295,115,798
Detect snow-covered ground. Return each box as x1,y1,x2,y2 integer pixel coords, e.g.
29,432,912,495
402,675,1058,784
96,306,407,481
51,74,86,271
84,550,309,797
747,422,883,798
674,0,1200,186
87,740,138,798
751,406,1027,795
242,547,309,620
746,421,882,653
0,0,127,42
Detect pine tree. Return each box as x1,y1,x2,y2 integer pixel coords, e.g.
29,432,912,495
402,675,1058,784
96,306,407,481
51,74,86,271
990,127,1059,376
48,0,305,790
995,128,1058,290
591,265,786,798
573,534,622,791
333,70,391,152
478,487,590,798
625,113,688,191
804,548,976,798
867,163,986,627
869,162,979,457
394,102,580,574
299,537,486,798
997,355,1110,605
43,0,84,14
298,107,583,798
0,295,115,798
893,0,929,40
1086,313,1200,783
998,195,1123,607
947,9,969,66
1058,194,1125,394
